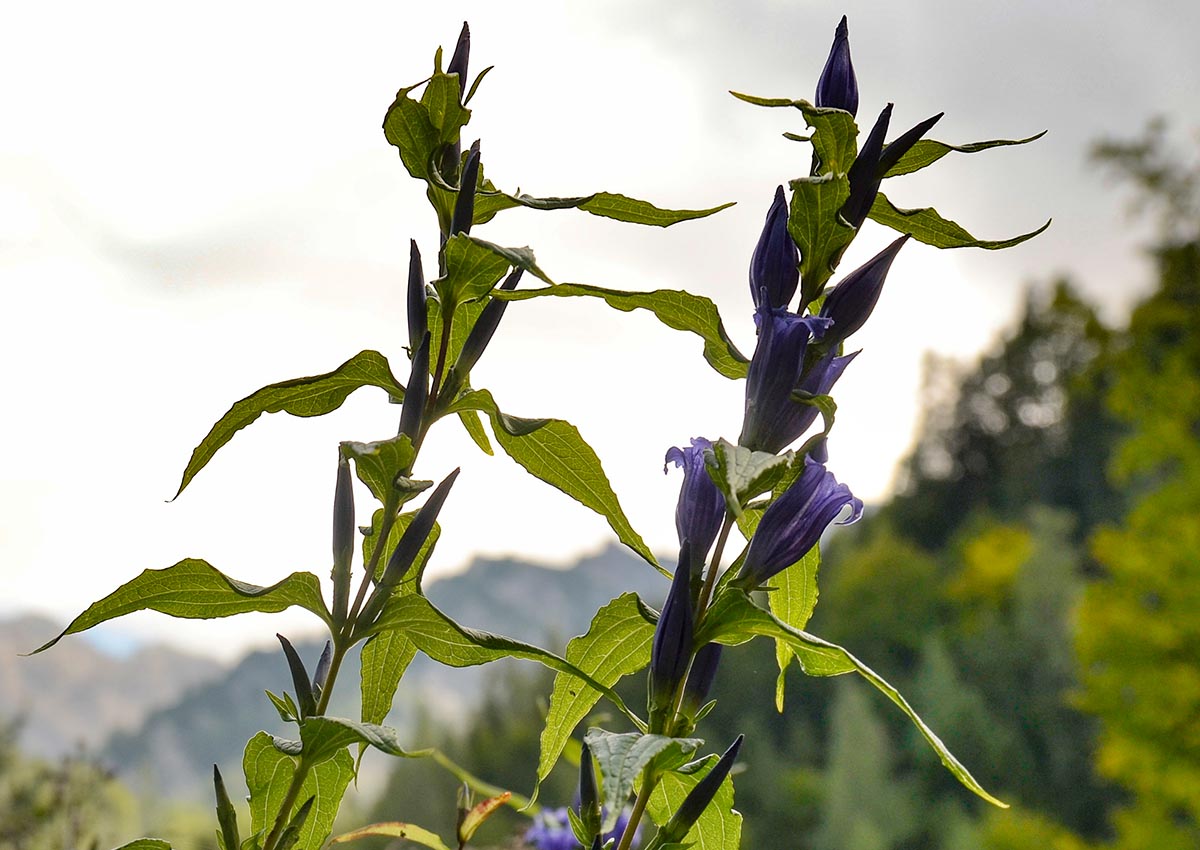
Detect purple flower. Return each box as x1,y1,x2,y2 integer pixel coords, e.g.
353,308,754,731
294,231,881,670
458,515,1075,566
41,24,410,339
447,22,471,101
681,642,723,718
658,736,744,845
815,16,858,117
842,105,943,230
665,439,726,573
739,304,836,454
738,459,862,586
819,234,908,348
750,186,799,311
524,807,640,850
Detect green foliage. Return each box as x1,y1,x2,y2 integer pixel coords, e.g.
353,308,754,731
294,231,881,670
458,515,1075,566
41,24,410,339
245,732,354,850
868,192,1051,250
645,754,742,850
584,730,703,831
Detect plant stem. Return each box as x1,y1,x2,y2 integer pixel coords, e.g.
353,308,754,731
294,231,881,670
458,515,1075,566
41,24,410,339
695,514,735,623
616,774,657,850
425,308,455,418
346,490,402,628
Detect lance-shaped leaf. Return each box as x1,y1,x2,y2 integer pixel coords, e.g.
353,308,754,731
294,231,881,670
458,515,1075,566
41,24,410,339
703,439,793,518
579,192,734,226
730,91,859,173
869,192,1051,250
583,729,703,832
435,234,511,311
360,631,418,726
175,350,406,497
365,594,644,729
645,753,741,850
788,172,856,302
465,236,554,284
113,842,172,850
296,716,431,763
767,546,821,711
30,561,330,653
244,732,354,850
447,389,657,566
883,131,1047,178
536,593,658,799
330,823,453,850
457,792,513,847
340,435,422,505
493,283,749,380
695,588,1007,807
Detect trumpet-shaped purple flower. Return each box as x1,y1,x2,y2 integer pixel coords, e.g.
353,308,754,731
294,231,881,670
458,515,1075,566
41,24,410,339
740,304,836,454
819,234,908,349
750,186,799,311
842,105,943,230
665,438,726,573
738,459,862,586
816,16,858,116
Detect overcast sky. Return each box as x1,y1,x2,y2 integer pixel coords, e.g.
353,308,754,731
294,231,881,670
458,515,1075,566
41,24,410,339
3,1,1198,658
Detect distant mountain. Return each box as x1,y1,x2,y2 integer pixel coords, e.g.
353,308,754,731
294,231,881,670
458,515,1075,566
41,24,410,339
0,614,224,759
95,544,666,801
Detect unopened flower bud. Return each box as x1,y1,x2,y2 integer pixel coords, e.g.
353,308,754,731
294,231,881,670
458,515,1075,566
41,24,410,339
649,546,695,725
819,234,908,348
750,186,799,311
659,735,744,844
815,16,858,116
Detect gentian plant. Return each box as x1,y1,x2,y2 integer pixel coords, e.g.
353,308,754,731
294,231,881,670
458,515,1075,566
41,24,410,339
30,15,1047,850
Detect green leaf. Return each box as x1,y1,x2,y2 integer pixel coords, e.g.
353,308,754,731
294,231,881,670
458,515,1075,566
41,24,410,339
583,730,703,831
113,841,172,850
419,73,470,146
330,822,453,850
767,545,820,711
578,192,734,227
360,632,418,726
788,173,856,301
729,92,858,174
175,350,406,498
340,435,421,505
31,561,330,653
448,389,657,566
244,732,354,850
645,754,742,850
457,409,494,455
696,589,1007,807
366,594,644,728
493,283,749,380
266,690,298,724
436,234,512,310
465,236,555,284
427,296,486,384
883,131,1046,178
298,716,430,762
536,594,659,796
868,192,1051,250
704,439,793,517
383,86,440,182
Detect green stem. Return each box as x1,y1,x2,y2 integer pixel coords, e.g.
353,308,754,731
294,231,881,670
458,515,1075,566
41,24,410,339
347,489,402,627
261,758,309,850
696,514,735,625
616,773,657,850
424,307,455,420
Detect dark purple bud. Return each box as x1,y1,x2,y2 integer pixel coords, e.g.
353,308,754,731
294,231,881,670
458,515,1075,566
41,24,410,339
664,438,726,574
443,267,524,401
737,459,862,587
660,735,744,844
750,186,799,310
359,468,461,626
277,634,315,719
398,331,430,444
579,741,601,840
820,235,908,347
449,141,481,237
331,455,354,624
650,546,695,720
213,765,241,850
740,303,833,454
843,106,942,229
447,22,471,101
815,16,858,117
311,640,333,701
407,240,427,354
681,642,723,716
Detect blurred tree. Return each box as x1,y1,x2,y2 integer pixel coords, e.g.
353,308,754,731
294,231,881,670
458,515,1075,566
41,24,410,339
887,281,1123,549
1075,123,1200,850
